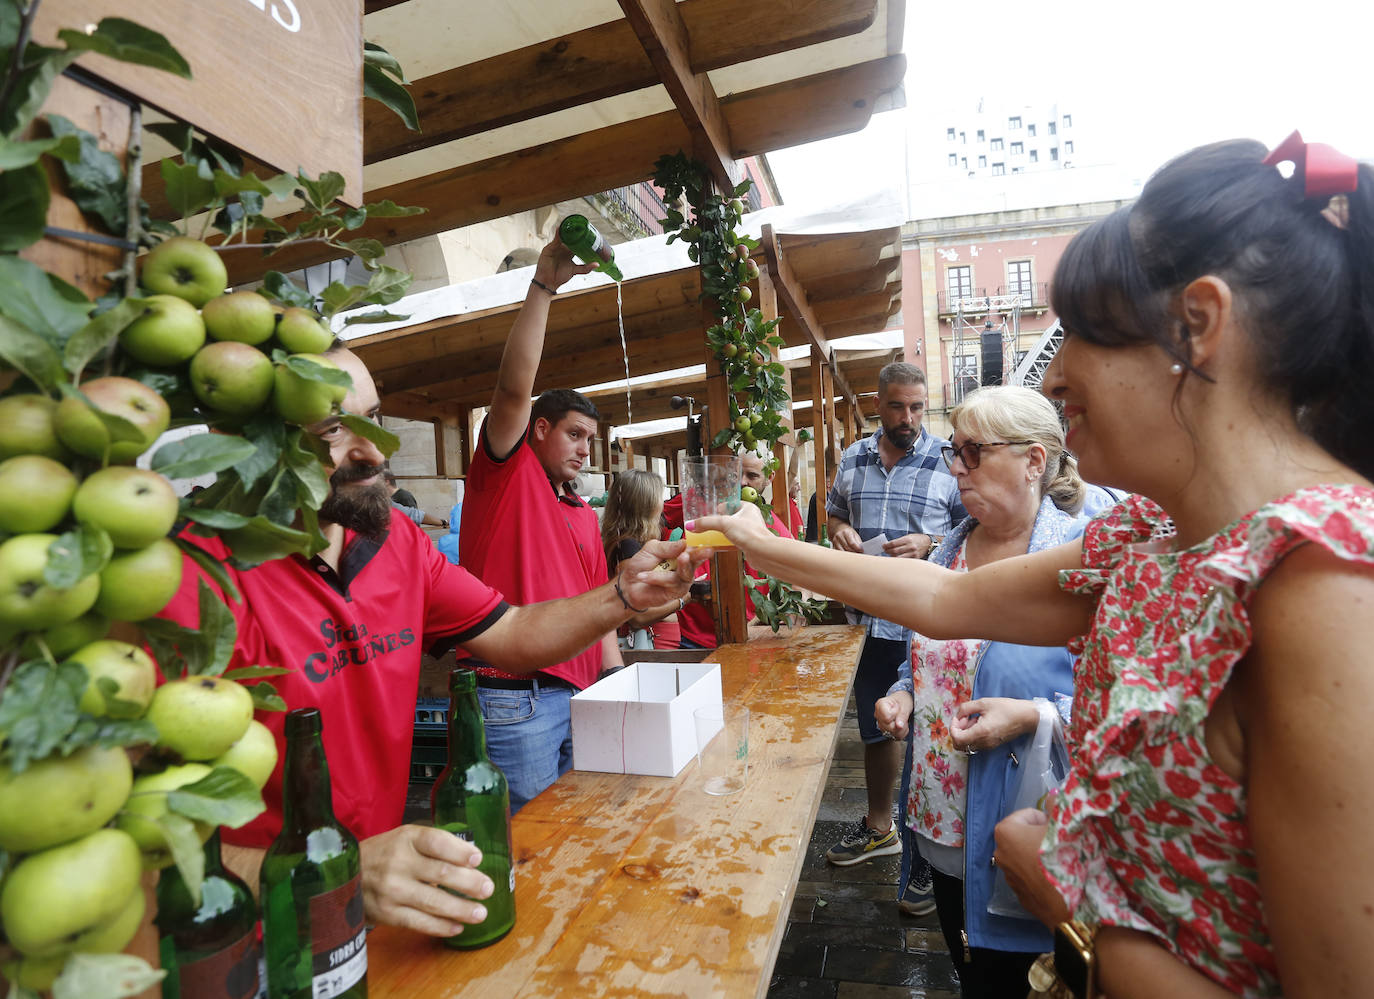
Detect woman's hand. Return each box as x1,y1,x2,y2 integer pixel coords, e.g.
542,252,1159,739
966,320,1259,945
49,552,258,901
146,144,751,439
951,697,1041,752
687,500,774,553
992,808,1070,928
875,690,914,740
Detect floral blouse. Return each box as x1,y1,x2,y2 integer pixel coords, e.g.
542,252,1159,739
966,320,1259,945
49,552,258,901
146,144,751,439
1040,484,1374,996
907,546,980,847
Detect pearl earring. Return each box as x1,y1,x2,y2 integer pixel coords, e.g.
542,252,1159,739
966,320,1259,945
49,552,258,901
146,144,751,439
1170,363,1184,375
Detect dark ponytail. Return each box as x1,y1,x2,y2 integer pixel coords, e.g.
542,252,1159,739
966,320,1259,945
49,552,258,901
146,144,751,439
1053,140,1374,478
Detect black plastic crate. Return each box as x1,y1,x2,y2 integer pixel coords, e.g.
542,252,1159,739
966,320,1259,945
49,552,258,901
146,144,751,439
415,698,448,731
410,730,447,784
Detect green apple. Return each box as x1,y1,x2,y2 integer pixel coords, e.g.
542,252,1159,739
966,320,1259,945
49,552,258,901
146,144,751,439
116,762,215,867
1,952,67,992
210,718,278,789
0,394,70,461
190,340,275,415
146,676,254,761
0,744,133,853
0,827,142,956
119,294,207,367
0,454,78,533
93,537,183,621
68,639,159,718
54,376,171,464
140,236,227,307
273,353,348,425
275,307,334,354
0,889,145,988
15,610,110,659
72,466,178,549
0,533,101,630
202,289,277,345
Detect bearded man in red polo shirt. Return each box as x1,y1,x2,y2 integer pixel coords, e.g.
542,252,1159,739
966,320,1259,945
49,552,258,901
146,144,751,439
458,236,628,811
164,345,705,938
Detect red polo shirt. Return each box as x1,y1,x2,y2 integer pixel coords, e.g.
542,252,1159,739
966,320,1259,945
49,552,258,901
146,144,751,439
161,512,508,847
457,423,607,688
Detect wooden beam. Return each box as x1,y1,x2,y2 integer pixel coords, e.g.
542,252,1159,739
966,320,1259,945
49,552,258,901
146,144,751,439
619,0,739,191
217,58,901,284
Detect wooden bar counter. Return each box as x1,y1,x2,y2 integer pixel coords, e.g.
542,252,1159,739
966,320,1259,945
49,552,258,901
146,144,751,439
369,624,864,998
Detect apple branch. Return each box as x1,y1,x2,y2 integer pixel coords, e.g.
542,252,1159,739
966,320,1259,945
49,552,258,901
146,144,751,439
0,0,43,122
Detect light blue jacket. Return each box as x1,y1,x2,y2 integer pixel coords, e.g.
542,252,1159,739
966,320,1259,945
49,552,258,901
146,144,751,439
893,495,1085,953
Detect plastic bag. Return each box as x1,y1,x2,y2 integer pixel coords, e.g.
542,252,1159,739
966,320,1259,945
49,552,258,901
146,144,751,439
986,697,1070,918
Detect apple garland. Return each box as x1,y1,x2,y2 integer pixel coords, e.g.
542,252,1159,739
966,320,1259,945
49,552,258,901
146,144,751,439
0,12,421,996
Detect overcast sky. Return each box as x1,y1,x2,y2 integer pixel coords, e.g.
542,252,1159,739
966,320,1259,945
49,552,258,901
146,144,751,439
768,0,1372,212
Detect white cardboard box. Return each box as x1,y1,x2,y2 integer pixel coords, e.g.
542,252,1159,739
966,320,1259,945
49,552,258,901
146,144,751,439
570,663,722,777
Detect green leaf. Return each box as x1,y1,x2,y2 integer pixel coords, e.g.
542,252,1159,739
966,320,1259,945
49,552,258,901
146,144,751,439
60,18,191,78
51,953,166,999
364,265,412,305
260,173,299,200
284,353,352,389
246,682,288,712
168,766,266,828
212,169,277,199
179,506,252,531
221,516,315,569
258,465,299,526
145,121,194,156
295,172,345,212
363,41,409,83
342,310,409,327
115,811,204,907
0,161,49,250
160,159,217,219
43,524,112,589
363,62,419,133
0,131,79,169
359,199,425,219
0,313,65,391
62,715,158,755
339,414,399,458
285,430,331,509
139,579,237,678
232,415,287,491
46,115,128,234
63,296,148,377
318,281,365,318
260,271,315,309
223,665,292,680
0,661,86,771
0,45,79,139
174,534,242,605
341,236,385,262
150,432,258,479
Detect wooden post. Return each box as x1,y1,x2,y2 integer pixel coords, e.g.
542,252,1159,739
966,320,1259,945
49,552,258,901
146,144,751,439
810,347,828,518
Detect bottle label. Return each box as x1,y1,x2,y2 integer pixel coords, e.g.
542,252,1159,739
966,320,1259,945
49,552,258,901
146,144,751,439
308,874,367,998
176,927,262,999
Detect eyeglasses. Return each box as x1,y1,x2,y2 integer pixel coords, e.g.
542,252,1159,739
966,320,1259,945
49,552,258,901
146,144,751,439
940,440,1033,470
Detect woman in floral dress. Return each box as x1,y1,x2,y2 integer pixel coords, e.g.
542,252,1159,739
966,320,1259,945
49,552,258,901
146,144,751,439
685,134,1374,997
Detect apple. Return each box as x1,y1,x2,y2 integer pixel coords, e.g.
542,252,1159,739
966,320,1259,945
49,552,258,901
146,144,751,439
0,394,70,461
273,353,349,426
119,294,206,367
93,537,183,621
72,466,178,549
190,340,275,415
146,676,255,761
0,827,143,956
202,289,277,345
0,745,133,853
54,376,171,464
68,639,159,718
0,455,78,533
0,533,101,630
14,610,110,659
116,762,215,867
1,953,67,992
275,307,334,354
140,236,228,307
0,888,145,987
210,718,278,789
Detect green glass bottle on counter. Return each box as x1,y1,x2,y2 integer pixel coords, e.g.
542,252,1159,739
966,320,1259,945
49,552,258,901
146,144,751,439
156,829,263,999
260,708,367,999
431,668,515,949
558,214,624,281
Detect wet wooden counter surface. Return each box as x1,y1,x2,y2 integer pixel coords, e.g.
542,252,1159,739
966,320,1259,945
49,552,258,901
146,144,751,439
368,624,865,998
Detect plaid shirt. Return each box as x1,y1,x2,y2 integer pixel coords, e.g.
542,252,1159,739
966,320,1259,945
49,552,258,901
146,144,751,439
826,426,966,641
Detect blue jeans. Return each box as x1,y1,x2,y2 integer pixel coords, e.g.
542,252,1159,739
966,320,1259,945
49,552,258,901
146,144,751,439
476,680,574,813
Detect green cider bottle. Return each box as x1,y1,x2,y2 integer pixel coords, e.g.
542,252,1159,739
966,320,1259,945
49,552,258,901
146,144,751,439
431,668,515,950
156,829,264,999
260,708,367,999
558,214,624,281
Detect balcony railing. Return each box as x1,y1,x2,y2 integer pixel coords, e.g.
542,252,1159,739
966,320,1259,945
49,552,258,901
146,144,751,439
996,282,1050,308
596,182,670,238
936,288,988,314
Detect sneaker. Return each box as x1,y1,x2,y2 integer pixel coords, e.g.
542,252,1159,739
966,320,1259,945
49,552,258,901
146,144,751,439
898,862,936,916
825,817,901,867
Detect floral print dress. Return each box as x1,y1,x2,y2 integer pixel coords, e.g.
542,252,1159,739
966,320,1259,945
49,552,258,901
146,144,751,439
1039,484,1374,996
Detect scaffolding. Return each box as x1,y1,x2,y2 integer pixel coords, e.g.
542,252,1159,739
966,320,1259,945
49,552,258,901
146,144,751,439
1008,319,1062,390
949,293,1022,405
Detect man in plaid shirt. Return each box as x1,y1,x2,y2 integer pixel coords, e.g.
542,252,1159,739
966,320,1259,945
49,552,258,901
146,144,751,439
824,362,964,913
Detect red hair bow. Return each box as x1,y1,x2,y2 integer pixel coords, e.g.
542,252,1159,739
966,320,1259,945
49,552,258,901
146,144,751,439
1263,130,1360,199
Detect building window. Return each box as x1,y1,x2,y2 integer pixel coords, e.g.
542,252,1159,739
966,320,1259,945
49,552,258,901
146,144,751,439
1050,147,1059,161
1029,149,1039,163
1011,141,1024,155
990,137,1004,151
977,154,987,167
1063,114,1072,128
948,152,958,166
947,127,956,141
960,131,966,143
1009,115,1022,129
1027,123,1036,137
1011,167,1024,174
947,265,972,301
977,129,985,142
1049,121,1057,136
1064,140,1074,154
1008,260,1033,298
992,162,1006,176
961,156,968,168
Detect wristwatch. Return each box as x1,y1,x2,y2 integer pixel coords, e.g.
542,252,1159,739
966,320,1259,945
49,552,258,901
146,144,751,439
1052,919,1097,999
923,534,944,559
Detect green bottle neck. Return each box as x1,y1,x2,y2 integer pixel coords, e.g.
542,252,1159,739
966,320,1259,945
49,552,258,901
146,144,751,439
446,674,489,765
280,728,337,834
203,827,226,874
